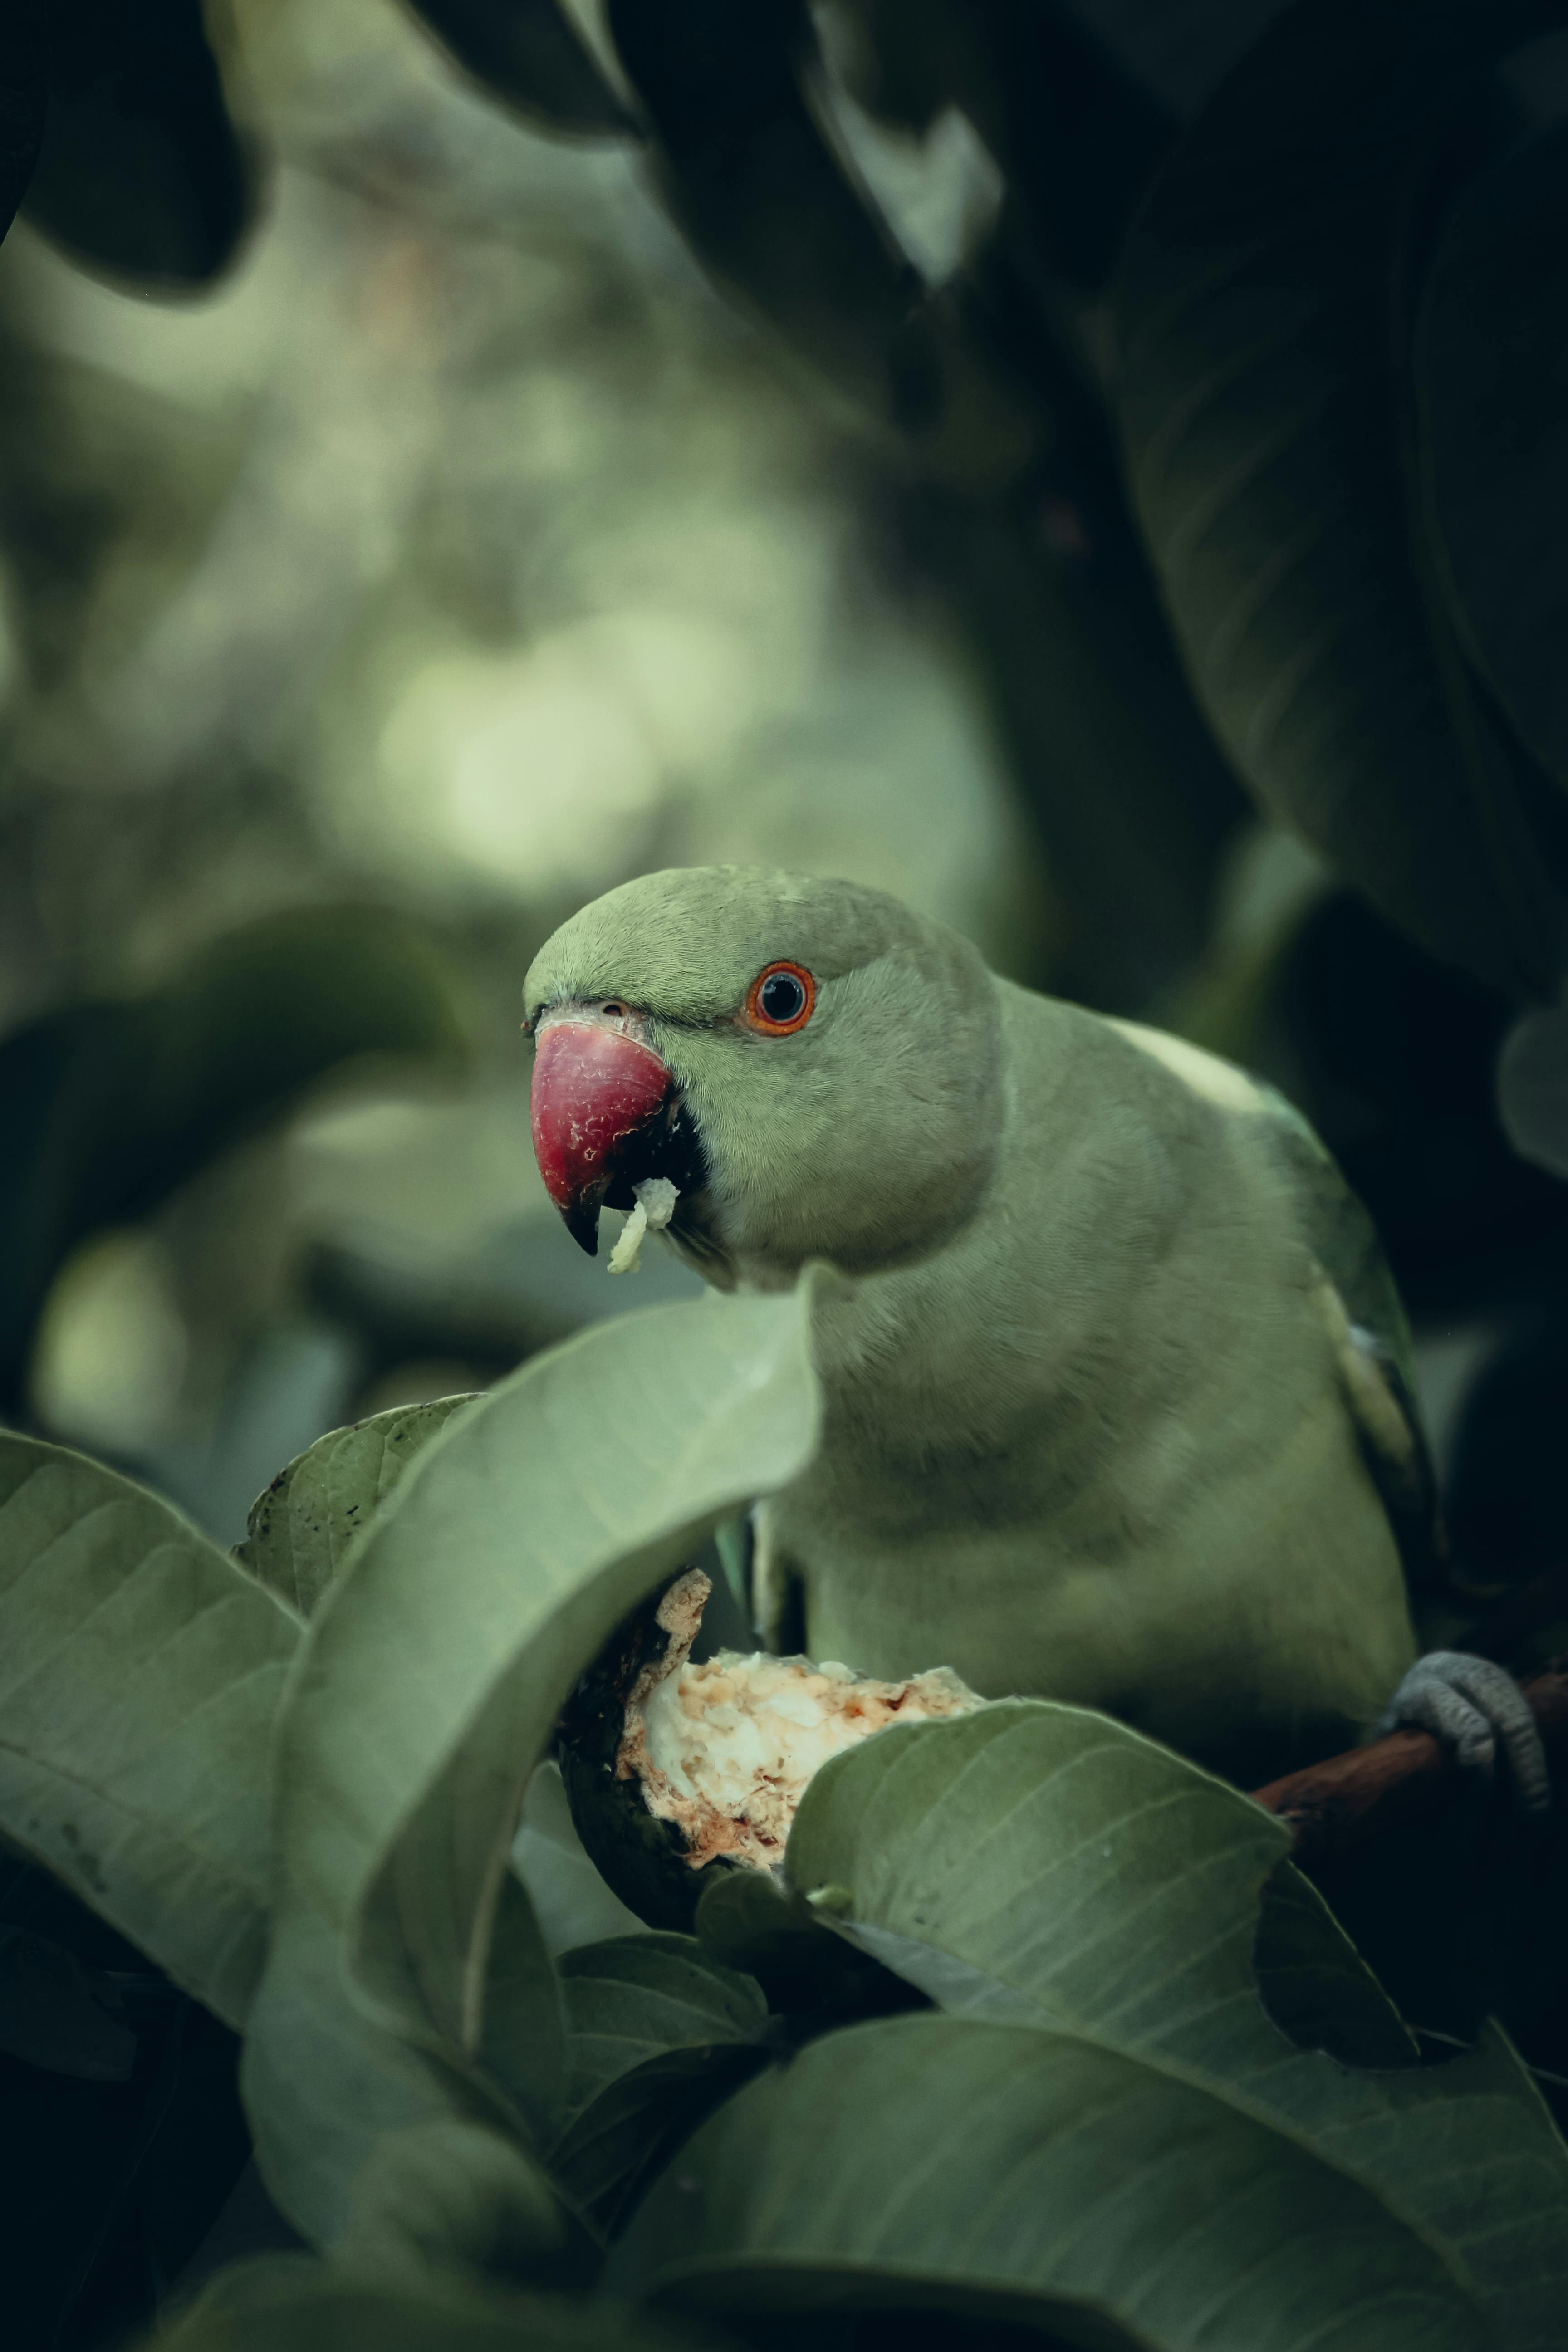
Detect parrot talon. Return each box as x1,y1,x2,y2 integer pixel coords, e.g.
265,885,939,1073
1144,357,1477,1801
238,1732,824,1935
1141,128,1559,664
1375,1651,1551,1814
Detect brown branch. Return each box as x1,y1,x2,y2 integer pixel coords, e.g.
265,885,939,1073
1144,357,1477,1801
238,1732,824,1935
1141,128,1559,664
1250,1667,1568,1863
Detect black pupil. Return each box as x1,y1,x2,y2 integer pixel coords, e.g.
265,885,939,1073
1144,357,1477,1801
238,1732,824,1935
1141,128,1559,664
760,971,805,1024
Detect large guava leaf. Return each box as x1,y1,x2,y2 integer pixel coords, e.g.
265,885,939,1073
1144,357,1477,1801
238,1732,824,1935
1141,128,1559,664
1112,0,1566,998
612,2014,1484,2351
0,1435,298,2027
237,1397,478,1622
549,1935,773,2234
1417,120,1568,796
784,1702,1568,2349
244,1284,821,2249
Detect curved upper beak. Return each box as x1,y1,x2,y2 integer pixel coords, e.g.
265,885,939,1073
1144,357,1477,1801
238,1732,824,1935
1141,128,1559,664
530,1017,682,1256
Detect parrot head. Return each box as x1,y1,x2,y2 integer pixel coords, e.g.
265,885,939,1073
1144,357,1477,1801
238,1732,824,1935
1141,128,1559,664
523,866,1000,1283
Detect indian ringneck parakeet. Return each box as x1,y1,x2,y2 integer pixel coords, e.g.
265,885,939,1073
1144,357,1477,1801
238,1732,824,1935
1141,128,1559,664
524,865,1546,1797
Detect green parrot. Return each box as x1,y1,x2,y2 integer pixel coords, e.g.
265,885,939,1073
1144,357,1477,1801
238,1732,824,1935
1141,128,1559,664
525,864,1547,1798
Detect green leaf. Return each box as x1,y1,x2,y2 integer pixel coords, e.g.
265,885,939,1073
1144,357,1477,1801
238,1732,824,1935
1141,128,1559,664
1418,119,1568,796
237,1398,478,1621
613,2014,1485,2350
21,0,252,289
158,2252,722,2352
241,1902,553,2267
556,1936,769,2124
512,1761,646,1959
406,0,636,136
479,1867,568,2138
549,1935,772,2233
0,1434,298,2027
336,2119,569,2287
243,1285,821,2250
784,1702,1568,2348
1113,0,1567,997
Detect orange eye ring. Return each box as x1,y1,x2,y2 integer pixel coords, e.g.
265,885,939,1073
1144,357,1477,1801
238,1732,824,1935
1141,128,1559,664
743,960,816,1035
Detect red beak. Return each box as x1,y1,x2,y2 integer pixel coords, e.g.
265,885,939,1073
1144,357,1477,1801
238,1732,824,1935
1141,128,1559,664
531,1020,676,1256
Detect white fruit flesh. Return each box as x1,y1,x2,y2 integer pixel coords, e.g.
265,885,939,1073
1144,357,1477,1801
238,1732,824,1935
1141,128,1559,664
616,1569,982,1870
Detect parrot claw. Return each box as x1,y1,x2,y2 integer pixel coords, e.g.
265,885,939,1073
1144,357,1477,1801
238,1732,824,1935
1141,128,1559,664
1375,1651,1552,1814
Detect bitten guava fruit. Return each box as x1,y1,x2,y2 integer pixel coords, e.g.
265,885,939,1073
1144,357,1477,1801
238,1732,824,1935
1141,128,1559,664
559,1568,982,1932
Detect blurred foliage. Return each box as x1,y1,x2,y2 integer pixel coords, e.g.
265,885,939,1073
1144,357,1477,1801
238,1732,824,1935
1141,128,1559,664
0,904,464,1419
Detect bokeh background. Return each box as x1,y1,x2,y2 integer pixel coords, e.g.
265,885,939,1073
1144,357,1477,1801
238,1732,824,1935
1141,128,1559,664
4,0,1567,1607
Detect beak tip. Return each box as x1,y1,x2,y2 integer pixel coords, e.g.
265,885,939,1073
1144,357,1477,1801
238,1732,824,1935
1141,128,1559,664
563,1201,601,1257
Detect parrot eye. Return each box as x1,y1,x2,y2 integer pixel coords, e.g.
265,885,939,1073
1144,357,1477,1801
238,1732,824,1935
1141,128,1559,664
744,961,815,1035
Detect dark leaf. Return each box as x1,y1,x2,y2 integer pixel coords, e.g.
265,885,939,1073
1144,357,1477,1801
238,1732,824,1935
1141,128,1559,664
22,0,254,289
1418,119,1568,796
847,0,1175,290
1,1983,249,2352
0,1922,136,2078
0,0,47,245
1113,0,1568,997
405,0,637,136
607,0,1031,479
158,2251,724,2351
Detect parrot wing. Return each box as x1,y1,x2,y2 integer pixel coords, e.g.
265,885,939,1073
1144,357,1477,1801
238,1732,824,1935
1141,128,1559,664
1255,1082,1446,1595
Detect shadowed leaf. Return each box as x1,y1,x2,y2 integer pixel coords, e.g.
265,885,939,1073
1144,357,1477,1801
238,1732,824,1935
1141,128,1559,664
1113,0,1567,996
22,0,253,289
157,2252,725,2351
0,1923,136,2078
0,1,47,245
548,1934,772,2233
1418,118,1568,796
406,0,637,136
784,1701,1568,2349
0,1435,298,2028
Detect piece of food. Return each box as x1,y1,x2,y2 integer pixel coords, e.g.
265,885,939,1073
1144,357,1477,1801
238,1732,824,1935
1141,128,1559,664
559,1569,983,1931
606,1176,679,1275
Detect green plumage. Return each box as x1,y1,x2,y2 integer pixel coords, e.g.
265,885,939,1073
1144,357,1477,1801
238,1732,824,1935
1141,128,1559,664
525,867,1428,1785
